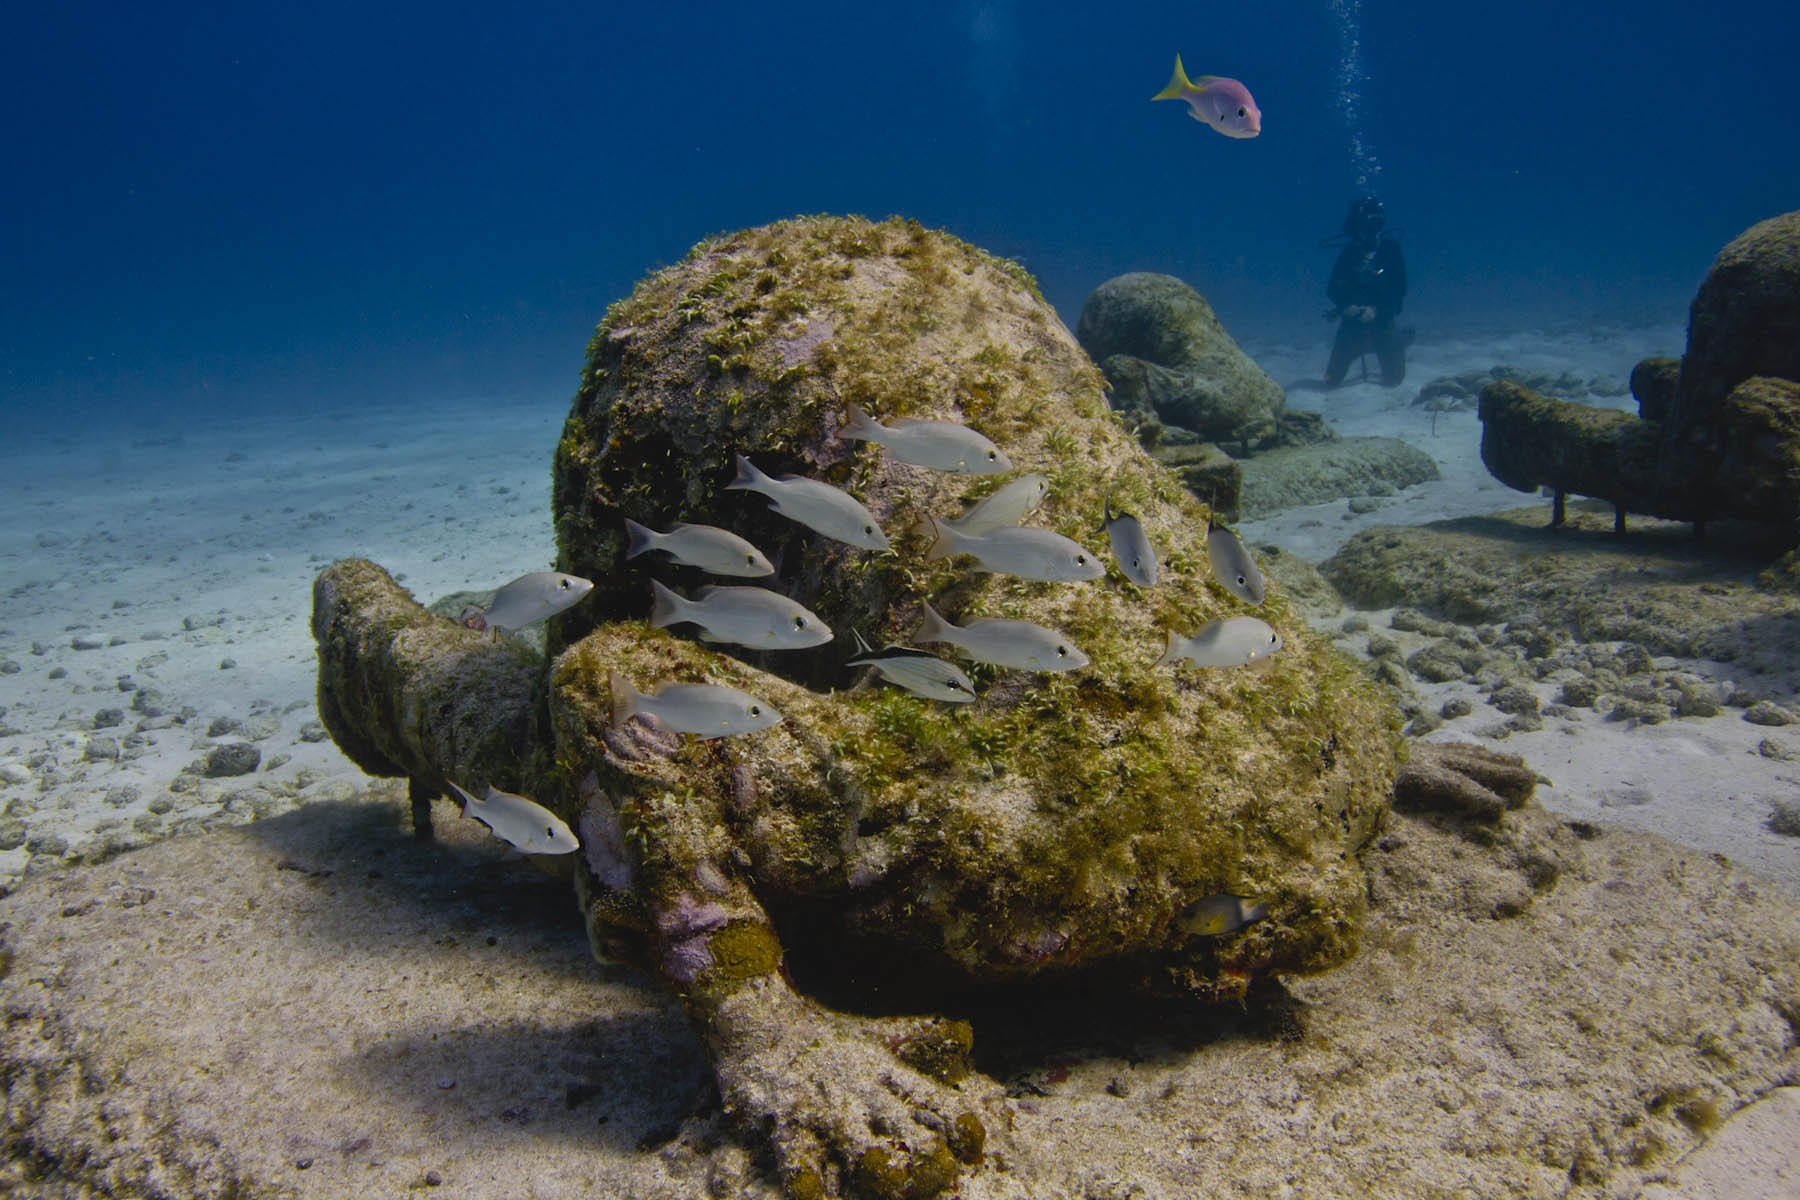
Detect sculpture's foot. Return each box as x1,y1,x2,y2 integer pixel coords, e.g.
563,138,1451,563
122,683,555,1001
709,980,991,1200
1393,740,1538,822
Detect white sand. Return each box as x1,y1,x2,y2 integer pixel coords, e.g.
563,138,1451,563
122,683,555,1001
0,401,565,881
1238,320,1800,902
1,319,1796,1195
1,318,1794,909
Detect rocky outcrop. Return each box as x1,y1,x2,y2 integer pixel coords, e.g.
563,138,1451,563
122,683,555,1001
1319,504,1800,668
1416,364,1631,414
1075,272,1285,445
1477,380,1704,529
1238,436,1440,519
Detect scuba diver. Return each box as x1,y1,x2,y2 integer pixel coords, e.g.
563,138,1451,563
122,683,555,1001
1323,195,1413,388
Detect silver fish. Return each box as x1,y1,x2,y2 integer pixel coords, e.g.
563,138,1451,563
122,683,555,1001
623,518,774,577
1207,526,1266,605
609,672,782,738
649,579,833,649
473,571,594,634
1180,893,1269,936
840,403,1011,475
915,602,1088,673
1157,617,1283,668
847,632,977,703
940,473,1050,535
925,518,1103,582
1104,503,1159,587
445,780,579,855
726,455,889,551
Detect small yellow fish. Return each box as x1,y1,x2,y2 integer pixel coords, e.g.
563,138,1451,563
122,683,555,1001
1180,894,1268,936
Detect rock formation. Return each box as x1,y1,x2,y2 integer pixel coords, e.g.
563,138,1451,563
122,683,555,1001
1074,271,1286,448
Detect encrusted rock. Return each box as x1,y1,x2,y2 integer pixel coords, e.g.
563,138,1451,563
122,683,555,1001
1743,701,1797,727
1489,684,1539,716
1392,741,1538,823
1321,506,1800,675
1237,436,1440,519
1560,677,1602,708
1473,211,1800,558
1631,356,1681,422
1074,272,1285,445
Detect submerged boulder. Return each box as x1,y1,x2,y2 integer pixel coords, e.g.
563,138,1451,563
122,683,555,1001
1237,436,1440,519
316,215,1402,1198
1075,272,1286,445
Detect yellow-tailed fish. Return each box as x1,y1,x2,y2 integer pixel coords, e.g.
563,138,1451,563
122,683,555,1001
1152,54,1261,139
1180,893,1269,936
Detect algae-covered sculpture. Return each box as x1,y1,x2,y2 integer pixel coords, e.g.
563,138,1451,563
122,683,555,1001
312,215,1400,1198
1478,209,1800,578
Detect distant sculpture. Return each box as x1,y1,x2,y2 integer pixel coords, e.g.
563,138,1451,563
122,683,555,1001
1477,210,1800,583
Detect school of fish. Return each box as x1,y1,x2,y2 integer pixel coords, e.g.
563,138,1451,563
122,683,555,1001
440,402,1284,931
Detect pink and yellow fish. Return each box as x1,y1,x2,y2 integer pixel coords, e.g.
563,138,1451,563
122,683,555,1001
1152,54,1261,139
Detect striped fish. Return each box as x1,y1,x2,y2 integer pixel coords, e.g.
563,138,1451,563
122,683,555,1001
847,631,977,703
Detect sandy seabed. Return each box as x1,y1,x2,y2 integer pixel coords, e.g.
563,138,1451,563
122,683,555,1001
2,318,1796,1197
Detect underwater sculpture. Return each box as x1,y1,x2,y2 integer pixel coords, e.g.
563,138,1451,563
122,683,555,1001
1478,209,1800,580
312,215,1403,1199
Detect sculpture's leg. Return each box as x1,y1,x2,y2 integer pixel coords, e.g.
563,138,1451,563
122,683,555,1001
310,559,553,800
409,777,436,841
1614,505,1627,536
617,792,991,1200
1550,488,1566,529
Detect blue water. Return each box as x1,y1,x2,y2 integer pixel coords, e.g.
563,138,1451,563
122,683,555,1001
4,1,1796,419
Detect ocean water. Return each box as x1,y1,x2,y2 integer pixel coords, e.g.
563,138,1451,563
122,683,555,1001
5,0,1796,423
5,7,1800,1195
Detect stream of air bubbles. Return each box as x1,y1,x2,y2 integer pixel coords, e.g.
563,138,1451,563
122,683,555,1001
1329,0,1382,191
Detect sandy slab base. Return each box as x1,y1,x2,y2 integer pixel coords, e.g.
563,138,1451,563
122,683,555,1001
4,792,1796,1199
0,793,717,1200
1640,1086,1800,1200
